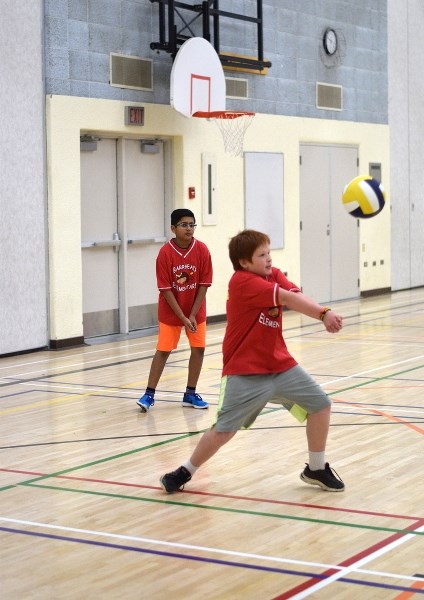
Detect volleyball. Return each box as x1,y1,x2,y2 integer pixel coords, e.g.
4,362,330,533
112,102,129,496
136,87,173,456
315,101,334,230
342,175,385,219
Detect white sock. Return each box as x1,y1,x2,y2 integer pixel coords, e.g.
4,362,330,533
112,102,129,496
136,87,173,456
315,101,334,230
182,460,198,476
308,451,325,471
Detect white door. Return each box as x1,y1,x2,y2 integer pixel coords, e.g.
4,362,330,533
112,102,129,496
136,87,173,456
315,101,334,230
81,139,120,337
81,137,168,338
300,144,359,303
125,139,167,331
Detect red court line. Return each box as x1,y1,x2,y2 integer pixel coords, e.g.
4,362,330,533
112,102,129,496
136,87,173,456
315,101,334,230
1,468,423,522
332,398,424,436
272,519,424,599
366,408,424,435
3,468,424,597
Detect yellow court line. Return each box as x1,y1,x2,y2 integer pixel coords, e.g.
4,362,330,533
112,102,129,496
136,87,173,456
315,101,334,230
0,360,219,416
0,392,94,415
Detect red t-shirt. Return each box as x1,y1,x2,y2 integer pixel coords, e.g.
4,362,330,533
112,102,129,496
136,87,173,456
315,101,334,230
156,238,213,325
222,267,300,375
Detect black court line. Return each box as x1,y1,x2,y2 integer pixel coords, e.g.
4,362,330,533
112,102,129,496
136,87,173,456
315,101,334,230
1,298,423,390
2,419,424,451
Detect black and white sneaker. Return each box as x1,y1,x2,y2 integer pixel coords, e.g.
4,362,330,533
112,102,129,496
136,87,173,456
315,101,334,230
160,466,192,493
300,463,345,492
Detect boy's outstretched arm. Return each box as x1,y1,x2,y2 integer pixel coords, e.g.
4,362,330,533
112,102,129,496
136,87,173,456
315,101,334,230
278,288,343,333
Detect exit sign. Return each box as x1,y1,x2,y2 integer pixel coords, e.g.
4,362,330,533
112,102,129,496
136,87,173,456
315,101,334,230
125,106,144,126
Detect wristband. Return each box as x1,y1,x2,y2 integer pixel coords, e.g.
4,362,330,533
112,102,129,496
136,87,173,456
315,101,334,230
320,307,331,321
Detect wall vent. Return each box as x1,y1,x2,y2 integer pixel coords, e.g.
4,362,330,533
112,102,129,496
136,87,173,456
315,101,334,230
225,77,248,99
110,53,153,91
316,82,343,111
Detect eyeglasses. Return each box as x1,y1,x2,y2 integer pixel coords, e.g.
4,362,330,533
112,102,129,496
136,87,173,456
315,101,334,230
175,222,197,229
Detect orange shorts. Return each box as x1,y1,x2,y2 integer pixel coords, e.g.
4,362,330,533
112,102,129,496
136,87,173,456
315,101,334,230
156,321,207,352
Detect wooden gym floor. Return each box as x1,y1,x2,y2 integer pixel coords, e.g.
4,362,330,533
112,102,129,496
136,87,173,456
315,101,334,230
1,288,424,599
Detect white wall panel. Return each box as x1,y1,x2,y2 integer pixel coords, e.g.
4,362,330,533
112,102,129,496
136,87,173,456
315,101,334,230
389,0,424,290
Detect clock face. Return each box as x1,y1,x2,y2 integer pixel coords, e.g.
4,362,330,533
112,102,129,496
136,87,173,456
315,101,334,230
324,28,338,55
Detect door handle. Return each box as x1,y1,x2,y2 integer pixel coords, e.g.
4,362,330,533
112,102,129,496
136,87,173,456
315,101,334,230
127,236,166,245
81,233,122,249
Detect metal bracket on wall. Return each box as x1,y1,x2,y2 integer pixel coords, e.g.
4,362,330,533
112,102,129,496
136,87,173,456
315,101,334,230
149,0,271,72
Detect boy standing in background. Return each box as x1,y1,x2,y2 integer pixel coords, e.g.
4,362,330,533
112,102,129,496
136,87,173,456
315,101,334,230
137,209,212,412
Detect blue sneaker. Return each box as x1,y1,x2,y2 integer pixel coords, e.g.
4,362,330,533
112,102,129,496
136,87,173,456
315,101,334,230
136,393,155,413
182,392,208,409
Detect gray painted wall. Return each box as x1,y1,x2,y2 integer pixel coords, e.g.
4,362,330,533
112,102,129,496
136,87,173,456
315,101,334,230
44,0,388,124
0,0,48,355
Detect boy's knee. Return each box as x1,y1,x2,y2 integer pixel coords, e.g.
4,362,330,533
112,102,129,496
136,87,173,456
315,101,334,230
191,346,205,356
211,427,236,445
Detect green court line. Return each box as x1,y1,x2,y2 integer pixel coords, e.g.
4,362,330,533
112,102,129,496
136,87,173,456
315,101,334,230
20,481,424,537
4,362,423,491
3,406,280,489
325,362,424,396
331,365,424,394
19,432,200,485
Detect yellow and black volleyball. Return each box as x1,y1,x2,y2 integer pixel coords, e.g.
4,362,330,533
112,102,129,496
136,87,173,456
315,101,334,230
342,175,386,219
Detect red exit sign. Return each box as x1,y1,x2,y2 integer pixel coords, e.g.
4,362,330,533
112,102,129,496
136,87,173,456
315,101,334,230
125,106,144,126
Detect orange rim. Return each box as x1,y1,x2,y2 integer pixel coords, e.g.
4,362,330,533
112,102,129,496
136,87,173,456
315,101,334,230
193,110,255,119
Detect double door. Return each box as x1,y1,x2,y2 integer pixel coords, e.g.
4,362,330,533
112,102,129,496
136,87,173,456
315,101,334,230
300,144,359,302
81,138,169,338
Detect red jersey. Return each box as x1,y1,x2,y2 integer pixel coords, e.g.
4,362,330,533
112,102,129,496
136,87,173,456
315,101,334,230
156,238,213,325
222,267,300,375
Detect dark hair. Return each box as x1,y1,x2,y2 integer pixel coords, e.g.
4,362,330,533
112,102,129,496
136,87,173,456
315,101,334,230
171,208,195,225
228,229,270,271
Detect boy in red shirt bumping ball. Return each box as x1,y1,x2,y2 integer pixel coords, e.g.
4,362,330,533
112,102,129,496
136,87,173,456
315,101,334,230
160,229,345,492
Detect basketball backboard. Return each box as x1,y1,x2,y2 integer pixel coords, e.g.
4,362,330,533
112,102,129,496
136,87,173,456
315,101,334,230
170,37,226,117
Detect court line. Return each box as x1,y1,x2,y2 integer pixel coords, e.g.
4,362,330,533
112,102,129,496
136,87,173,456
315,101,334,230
1,293,421,382
274,522,424,599
394,580,424,599
1,354,423,420
2,360,423,480
3,525,424,596
3,467,423,521
321,356,424,387
15,482,424,538
3,300,424,596
1,516,423,587
4,418,424,451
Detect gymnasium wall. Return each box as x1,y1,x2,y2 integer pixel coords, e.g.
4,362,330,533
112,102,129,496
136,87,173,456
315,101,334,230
44,0,388,124
388,0,424,291
5,1,420,352
46,95,389,341
0,0,48,355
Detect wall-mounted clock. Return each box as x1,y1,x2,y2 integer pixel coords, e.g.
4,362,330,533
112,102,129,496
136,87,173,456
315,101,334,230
323,28,338,56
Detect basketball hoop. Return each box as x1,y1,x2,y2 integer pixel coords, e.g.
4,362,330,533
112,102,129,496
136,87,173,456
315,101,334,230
193,111,255,157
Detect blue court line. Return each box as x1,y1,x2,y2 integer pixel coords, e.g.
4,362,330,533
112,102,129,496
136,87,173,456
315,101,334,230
1,526,423,595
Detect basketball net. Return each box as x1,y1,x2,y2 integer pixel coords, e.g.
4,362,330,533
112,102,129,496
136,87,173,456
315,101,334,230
193,111,255,157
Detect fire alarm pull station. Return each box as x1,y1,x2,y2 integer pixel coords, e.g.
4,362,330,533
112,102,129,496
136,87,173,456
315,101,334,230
188,187,195,199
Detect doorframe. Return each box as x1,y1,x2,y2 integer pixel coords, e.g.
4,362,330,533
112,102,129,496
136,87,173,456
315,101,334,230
299,142,359,303
116,136,173,335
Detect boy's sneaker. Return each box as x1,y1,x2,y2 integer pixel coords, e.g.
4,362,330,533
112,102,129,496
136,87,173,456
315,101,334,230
182,392,208,409
300,463,345,492
136,393,155,413
160,466,192,493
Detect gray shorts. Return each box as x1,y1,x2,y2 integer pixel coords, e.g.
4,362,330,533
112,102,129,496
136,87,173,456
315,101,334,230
214,365,331,432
